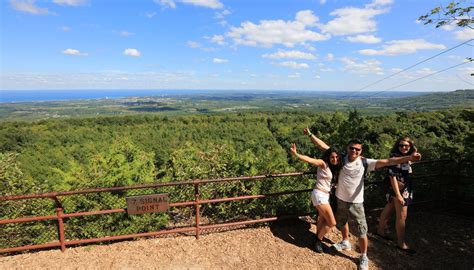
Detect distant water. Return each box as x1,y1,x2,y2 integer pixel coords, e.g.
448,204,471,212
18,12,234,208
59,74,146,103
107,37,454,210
0,89,426,103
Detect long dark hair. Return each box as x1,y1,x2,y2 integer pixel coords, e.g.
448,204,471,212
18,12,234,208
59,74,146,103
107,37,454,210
322,147,342,177
390,136,416,156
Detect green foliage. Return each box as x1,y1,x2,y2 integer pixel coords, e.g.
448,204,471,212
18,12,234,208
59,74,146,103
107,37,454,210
418,1,473,29
0,152,37,196
0,106,472,247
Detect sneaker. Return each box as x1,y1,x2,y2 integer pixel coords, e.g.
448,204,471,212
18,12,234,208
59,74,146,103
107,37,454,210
333,240,352,251
359,255,369,270
314,240,324,253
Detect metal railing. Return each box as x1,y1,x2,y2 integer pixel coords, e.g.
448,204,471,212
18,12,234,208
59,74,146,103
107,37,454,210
0,172,316,253
1,159,472,254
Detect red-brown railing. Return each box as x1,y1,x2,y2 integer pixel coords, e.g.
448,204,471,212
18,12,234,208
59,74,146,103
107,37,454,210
1,159,471,254
0,172,315,254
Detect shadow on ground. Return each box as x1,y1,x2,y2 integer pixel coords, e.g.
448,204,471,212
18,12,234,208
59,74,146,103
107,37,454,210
269,217,359,265
367,210,474,269
268,211,473,269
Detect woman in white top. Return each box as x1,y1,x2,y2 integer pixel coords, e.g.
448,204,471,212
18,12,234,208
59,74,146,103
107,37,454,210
290,143,341,253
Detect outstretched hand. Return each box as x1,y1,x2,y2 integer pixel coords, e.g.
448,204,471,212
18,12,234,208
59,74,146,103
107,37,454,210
303,127,312,136
411,151,422,161
290,143,298,156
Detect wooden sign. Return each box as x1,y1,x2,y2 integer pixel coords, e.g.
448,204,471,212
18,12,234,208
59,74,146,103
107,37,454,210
126,193,169,215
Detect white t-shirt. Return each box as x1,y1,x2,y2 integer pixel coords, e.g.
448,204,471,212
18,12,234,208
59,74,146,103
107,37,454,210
336,156,377,203
315,165,332,193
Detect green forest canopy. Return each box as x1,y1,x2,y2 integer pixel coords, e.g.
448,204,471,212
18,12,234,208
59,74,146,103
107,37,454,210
1,108,472,195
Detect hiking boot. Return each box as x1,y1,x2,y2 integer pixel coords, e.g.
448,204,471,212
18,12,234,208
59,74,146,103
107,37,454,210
359,254,369,270
333,240,352,251
314,240,324,253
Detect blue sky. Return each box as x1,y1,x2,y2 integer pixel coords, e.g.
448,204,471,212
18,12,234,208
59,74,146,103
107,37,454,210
1,0,473,92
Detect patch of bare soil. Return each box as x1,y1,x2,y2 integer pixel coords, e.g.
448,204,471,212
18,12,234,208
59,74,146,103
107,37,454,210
1,211,472,269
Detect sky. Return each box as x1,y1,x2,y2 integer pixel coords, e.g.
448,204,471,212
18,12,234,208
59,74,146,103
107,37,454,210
1,0,473,93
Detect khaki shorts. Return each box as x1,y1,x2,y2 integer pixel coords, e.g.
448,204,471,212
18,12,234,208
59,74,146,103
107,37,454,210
335,198,368,238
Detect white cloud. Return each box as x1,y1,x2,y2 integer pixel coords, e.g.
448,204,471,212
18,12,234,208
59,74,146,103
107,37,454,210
215,9,231,26
145,12,157,18
210,35,226,45
358,39,446,56
320,67,334,72
187,40,215,51
326,53,334,61
227,10,329,48
61,48,87,56
346,34,381,44
320,6,389,36
157,0,223,9
155,0,176,9
213,58,228,64
416,68,435,75
365,0,393,8
181,0,223,9
10,0,53,15
60,26,71,32
1,71,198,89
118,31,134,37
215,9,230,19
262,50,316,60
440,23,457,31
288,73,301,78
123,48,141,57
52,0,88,6
319,0,327,5
340,57,384,75
454,28,474,41
278,61,310,69
459,67,474,75
296,10,319,26
187,41,201,48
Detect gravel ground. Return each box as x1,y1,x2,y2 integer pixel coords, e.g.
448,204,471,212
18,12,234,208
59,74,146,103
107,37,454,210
1,211,472,269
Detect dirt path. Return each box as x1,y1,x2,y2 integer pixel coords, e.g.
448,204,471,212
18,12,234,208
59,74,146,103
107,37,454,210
1,212,472,269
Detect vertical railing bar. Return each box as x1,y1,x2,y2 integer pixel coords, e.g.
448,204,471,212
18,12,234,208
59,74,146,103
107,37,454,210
51,196,66,252
194,182,200,239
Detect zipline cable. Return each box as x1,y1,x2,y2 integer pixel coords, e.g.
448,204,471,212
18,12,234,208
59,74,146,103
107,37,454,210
365,59,473,98
344,38,473,98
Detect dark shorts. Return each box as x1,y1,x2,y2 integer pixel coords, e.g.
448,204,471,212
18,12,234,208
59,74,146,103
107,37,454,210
335,198,368,238
387,187,413,206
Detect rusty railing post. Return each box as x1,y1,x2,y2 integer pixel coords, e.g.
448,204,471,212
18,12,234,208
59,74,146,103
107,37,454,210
194,182,200,239
52,196,66,252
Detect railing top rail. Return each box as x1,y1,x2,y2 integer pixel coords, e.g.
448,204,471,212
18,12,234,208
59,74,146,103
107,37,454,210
0,171,315,202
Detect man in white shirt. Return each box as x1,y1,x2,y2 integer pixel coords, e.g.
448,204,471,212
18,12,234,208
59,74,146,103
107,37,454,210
305,131,421,270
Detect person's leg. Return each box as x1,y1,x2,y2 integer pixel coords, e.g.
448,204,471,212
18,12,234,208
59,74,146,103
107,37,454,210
359,236,368,254
377,200,394,236
333,199,352,251
348,202,368,253
335,199,350,241
394,200,408,248
341,222,349,240
316,203,336,240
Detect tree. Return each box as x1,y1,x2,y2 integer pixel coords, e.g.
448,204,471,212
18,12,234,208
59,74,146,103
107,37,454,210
0,152,36,196
418,1,473,29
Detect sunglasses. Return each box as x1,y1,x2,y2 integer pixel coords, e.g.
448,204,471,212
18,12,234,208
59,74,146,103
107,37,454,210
349,146,361,152
399,144,410,148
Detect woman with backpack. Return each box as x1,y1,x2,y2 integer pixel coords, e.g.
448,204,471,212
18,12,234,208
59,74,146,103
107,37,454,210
377,137,418,254
290,142,341,253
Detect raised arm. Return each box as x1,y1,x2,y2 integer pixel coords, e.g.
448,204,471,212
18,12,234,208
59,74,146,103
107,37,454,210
375,151,421,170
290,143,326,168
303,127,330,151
